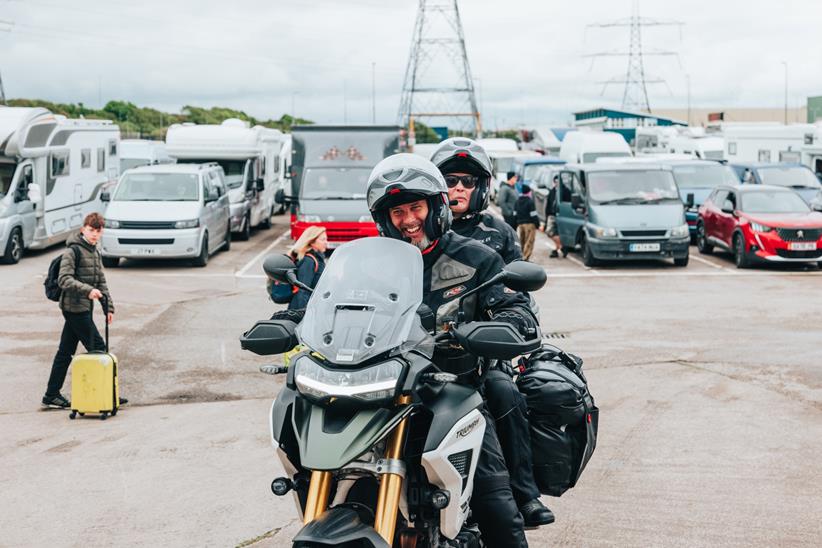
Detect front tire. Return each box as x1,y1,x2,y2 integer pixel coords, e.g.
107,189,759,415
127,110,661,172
237,214,251,241
260,207,272,229
674,254,689,267
192,233,209,267
696,222,713,255
733,234,750,269
222,223,231,252
1,227,23,264
581,235,598,267
102,257,120,268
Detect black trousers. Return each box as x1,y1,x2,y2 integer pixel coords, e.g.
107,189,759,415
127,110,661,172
483,369,541,507
503,215,518,232
46,311,105,397
470,407,528,548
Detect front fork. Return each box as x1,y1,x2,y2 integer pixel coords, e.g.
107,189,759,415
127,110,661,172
301,395,412,545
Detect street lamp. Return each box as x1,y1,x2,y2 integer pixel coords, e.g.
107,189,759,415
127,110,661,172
782,61,788,124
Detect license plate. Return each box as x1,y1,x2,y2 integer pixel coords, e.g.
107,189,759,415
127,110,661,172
628,243,661,252
789,242,817,251
130,248,160,256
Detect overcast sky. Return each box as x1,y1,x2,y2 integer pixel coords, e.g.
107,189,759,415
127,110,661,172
2,0,821,129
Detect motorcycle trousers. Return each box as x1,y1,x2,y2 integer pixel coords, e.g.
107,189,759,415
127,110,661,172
483,368,541,507
471,406,529,548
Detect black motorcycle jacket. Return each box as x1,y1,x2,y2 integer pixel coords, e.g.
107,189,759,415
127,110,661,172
422,231,537,385
451,211,522,264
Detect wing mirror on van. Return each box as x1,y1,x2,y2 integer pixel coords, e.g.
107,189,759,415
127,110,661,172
26,183,42,206
255,178,265,192
100,191,110,202
275,189,295,205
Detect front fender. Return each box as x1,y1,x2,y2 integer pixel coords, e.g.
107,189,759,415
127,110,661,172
293,507,389,548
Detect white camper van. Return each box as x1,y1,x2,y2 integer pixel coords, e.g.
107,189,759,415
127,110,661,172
0,107,119,264
166,119,288,240
722,123,814,164
559,131,632,164
119,139,174,172
800,125,822,176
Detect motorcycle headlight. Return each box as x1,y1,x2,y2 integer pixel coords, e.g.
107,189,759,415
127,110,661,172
174,219,199,229
587,223,618,238
104,219,120,229
294,356,404,403
750,222,772,233
298,214,321,223
670,224,689,238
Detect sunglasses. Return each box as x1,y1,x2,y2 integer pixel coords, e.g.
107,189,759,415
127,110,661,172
444,174,479,189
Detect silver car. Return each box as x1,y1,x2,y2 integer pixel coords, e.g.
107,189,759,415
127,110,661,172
100,163,231,267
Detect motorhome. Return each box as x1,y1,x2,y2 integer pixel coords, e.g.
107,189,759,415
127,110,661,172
635,126,724,160
667,134,724,160
800,125,822,176
722,123,814,164
119,139,174,172
166,119,288,240
0,107,119,264
277,125,402,245
519,127,567,156
559,131,632,164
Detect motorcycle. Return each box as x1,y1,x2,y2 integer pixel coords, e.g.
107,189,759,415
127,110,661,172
240,237,546,547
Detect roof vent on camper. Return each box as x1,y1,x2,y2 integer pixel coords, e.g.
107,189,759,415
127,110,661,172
222,118,250,128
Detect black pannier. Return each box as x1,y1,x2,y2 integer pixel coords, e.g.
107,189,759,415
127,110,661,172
517,344,599,497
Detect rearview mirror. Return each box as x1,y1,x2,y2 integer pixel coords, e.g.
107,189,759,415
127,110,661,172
240,320,298,355
256,177,265,192
100,191,110,202
453,321,541,360
501,260,547,293
263,253,297,283
274,189,285,204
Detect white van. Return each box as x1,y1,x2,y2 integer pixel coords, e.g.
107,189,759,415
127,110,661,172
119,139,174,172
166,119,288,240
722,123,814,164
100,163,230,267
559,131,632,164
0,107,119,264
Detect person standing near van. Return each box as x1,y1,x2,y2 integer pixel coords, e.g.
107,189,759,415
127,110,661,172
542,175,566,258
43,213,126,408
287,226,328,311
497,171,519,230
515,184,539,261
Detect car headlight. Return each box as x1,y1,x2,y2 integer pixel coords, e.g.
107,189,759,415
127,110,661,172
358,215,374,223
298,214,321,223
670,224,689,238
174,219,199,229
587,223,618,238
104,219,120,229
294,356,404,403
750,222,772,233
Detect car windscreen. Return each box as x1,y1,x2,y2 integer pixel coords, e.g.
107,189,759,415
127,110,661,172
120,158,151,171
741,191,811,213
523,164,553,182
756,166,821,189
493,157,514,173
587,170,680,204
179,159,245,189
582,151,631,163
0,163,15,196
113,173,199,201
301,167,370,199
672,164,739,188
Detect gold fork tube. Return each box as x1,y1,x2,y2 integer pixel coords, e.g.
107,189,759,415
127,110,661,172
374,395,412,544
303,470,332,524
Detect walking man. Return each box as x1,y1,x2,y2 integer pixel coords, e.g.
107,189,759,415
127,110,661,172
497,171,519,230
515,184,539,261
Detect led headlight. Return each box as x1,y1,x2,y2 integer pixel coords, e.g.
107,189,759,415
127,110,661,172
298,214,321,223
104,219,120,229
670,224,689,238
174,219,199,229
294,356,404,403
749,222,772,233
587,223,618,238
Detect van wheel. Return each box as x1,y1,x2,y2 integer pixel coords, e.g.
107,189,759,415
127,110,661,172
674,255,689,267
696,223,713,254
1,227,23,264
237,214,251,241
222,223,231,252
192,233,209,267
260,207,272,229
581,235,598,267
733,234,750,269
102,257,119,268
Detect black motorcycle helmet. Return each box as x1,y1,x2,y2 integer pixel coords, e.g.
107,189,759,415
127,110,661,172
429,137,494,213
367,153,452,241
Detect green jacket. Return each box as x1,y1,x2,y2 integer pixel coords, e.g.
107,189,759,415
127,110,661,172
58,231,115,314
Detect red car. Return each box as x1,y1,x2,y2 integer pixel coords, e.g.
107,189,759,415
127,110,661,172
696,184,822,268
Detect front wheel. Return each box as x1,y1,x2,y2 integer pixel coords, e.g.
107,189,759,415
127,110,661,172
674,255,689,267
696,223,713,255
581,235,598,267
102,257,119,268
733,234,750,269
1,227,23,264
237,214,251,241
192,233,209,267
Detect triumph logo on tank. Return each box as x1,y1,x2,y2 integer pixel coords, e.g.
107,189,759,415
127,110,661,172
443,285,467,299
456,417,480,438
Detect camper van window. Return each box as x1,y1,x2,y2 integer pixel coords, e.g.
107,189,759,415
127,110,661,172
757,150,771,163
114,173,200,202
49,151,70,178
301,167,370,199
757,166,821,189
81,149,91,169
108,140,117,157
587,170,679,204
779,151,801,163
0,163,15,197
97,148,105,172
728,143,737,156
582,151,631,163
672,164,739,188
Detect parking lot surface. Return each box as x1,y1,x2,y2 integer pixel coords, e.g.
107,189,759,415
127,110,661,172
1,213,821,547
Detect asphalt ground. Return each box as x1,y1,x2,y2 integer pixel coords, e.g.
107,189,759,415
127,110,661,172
1,212,821,547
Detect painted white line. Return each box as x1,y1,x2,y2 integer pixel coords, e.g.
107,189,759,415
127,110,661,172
235,230,289,278
690,254,731,271
547,270,820,279
564,252,600,274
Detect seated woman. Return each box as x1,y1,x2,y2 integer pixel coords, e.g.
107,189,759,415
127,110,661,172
287,226,328,311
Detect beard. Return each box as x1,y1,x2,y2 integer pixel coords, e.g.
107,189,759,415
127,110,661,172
410,234,432,251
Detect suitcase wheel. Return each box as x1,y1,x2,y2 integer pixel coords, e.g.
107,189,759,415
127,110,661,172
69,411,77,420
79,413,85,417
111,408,118,417
100,412,108,421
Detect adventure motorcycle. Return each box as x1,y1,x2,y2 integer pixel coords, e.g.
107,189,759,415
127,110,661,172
240,237,546,547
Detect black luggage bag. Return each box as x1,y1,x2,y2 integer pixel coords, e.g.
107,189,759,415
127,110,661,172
517,344,599,497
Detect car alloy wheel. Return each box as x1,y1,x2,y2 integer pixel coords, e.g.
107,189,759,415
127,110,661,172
696,223,713,254
734,234,749,269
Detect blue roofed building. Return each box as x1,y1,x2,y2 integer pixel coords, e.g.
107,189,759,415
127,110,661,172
573,107,687,145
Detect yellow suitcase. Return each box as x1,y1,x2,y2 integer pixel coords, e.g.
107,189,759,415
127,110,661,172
69,297,119,421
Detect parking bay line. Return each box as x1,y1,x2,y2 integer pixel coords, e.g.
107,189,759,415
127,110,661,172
689,254,732,271
235,230,289,278
545,269,820,279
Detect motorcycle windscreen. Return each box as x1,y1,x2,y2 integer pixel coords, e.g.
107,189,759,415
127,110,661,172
298,237,430,365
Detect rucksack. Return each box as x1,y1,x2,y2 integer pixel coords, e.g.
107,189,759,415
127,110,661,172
44,245,81,302
516,344,599,497
268,253,319,304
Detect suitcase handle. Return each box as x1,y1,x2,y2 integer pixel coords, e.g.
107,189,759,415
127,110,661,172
89,294,110,353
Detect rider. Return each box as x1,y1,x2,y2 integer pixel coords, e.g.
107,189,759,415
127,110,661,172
430,138,555,527
367,153,536,547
